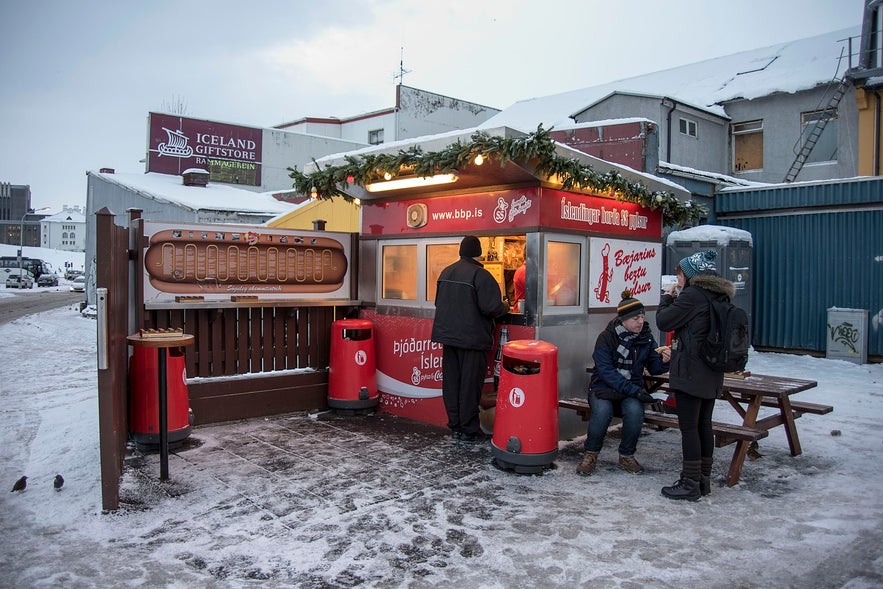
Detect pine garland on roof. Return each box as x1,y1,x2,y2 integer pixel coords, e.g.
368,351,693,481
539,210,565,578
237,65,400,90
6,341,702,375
288,125,705,227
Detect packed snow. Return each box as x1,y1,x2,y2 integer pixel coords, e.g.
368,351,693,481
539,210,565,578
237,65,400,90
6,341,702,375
1,293,882,586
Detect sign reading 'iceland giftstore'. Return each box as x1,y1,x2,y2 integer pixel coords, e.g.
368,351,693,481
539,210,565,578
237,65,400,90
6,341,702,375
147,113,263,186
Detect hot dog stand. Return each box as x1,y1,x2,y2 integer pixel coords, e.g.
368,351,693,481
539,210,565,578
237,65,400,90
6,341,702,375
298,126,696,439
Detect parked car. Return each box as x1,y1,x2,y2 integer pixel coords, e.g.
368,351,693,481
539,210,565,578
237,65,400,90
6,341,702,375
37,273,59,287
69,276,86,292
6,274,34,289
64,269,84,280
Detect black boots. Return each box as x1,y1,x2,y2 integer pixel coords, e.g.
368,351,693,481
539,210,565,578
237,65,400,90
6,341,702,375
700,456,713,496
662,460,702,501
699,475,711,496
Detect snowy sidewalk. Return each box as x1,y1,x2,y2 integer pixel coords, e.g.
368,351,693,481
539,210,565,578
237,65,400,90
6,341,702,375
2,306,883,588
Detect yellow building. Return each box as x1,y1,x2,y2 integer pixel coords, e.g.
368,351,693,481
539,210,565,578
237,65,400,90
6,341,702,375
850,1,883,177
264,192,360,232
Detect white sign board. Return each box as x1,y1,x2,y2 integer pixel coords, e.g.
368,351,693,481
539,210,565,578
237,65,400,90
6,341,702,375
589,237,662,309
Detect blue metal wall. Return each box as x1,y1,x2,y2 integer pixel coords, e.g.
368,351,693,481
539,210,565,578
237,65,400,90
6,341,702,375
715,178,883,359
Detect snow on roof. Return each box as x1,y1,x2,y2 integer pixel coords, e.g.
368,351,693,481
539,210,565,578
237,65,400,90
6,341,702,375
42,209,86,223
657,161,769,188
89,171,295,215
666,224,753,246
482,26,859,132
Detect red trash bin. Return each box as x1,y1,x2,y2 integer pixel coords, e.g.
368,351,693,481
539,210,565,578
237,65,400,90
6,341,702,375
491,339,559,474
328,319,378,414
129,347,192,450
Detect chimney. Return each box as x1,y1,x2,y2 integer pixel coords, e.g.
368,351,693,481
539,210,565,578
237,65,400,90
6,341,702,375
182,168,210,187
312,219,327,231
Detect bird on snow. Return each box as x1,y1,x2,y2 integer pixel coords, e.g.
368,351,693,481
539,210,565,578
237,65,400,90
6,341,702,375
54,474,64,491
11,476,27,492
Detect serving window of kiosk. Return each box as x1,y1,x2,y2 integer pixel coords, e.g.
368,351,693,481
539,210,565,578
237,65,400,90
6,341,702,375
543,234,586,314
378,236,526,308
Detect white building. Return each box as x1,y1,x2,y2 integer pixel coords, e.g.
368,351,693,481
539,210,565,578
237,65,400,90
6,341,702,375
41,206,86,252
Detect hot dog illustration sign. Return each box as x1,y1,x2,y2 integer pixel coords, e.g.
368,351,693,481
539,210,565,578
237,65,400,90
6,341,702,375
589,237,661,308
142,221,352,302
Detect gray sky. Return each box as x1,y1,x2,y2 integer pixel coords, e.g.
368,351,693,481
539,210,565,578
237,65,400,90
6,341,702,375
0,0,863,212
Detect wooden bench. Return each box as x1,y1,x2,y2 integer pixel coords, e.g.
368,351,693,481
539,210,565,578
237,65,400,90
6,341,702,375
724,392,833,415
559,397,769,445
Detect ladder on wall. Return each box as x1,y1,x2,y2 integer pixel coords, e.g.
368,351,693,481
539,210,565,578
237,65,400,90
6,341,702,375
783,75,850,183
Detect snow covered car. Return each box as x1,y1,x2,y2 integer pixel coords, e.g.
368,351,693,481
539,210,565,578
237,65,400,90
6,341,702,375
69,276,86,292
37,273,59,287
6,274,34,289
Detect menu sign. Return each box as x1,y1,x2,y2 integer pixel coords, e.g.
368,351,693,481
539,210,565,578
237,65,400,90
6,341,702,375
589,237,662,309
147,113,263,186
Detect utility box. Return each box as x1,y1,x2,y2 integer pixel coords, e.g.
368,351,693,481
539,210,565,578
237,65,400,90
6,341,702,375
665,225,753,325
826,308,868,364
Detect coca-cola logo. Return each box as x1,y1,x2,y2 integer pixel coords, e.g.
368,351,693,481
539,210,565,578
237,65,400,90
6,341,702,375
411,367,443,385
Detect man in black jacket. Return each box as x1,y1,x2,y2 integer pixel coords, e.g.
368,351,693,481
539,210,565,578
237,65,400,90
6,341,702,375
431,236,509,442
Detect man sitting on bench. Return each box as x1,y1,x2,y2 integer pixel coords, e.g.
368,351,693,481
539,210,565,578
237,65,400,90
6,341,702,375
576,291,670,477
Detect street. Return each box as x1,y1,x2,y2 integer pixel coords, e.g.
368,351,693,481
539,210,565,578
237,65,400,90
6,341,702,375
0,289,84,326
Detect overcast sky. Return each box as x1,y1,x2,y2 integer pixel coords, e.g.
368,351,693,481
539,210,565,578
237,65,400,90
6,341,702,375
0,0,863,212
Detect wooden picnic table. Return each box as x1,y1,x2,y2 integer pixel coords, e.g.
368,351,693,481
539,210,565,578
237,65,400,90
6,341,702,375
643,372,831,486
567,369,833,487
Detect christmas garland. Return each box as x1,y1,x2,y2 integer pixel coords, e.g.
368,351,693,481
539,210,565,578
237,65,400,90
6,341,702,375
288,125,705,226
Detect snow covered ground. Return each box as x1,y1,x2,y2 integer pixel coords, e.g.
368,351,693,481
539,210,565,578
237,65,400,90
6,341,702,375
1,304,882,588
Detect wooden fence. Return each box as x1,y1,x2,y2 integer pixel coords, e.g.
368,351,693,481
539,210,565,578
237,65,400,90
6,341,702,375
96,209,358,510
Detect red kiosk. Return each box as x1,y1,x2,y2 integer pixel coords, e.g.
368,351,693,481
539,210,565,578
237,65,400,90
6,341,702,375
306,126,692,439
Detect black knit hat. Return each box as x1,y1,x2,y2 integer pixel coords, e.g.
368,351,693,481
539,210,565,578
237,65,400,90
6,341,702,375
617,289,645,320
459,236,482,258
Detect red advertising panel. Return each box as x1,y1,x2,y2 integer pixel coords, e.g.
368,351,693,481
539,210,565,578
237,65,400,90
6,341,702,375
540,189,662,238
361,188,541,235
147,113,263,186
364,309,534,425
361,187,662,239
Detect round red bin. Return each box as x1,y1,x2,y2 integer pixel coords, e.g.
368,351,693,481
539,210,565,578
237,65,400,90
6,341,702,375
128,347,192,450
491,339,559,474
328,319,378,413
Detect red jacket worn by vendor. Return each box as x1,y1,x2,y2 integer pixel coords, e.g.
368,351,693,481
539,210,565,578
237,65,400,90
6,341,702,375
431,257,508,350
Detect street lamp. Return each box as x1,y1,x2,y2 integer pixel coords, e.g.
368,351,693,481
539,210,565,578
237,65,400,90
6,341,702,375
19,207,50,280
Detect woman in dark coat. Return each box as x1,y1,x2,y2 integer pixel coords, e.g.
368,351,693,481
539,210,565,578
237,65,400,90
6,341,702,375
656,250,736,500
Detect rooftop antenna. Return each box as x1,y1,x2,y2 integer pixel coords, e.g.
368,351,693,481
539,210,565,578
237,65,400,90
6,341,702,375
394,46,412,85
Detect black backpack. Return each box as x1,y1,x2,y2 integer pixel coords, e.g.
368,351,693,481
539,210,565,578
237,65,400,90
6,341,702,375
698,289,749,373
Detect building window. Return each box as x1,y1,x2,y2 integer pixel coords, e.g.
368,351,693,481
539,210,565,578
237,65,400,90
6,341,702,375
679,117,698,138
732,120,764,172
800,110,838,163
368,129,384,145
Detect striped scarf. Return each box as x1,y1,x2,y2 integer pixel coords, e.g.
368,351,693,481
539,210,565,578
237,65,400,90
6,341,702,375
615,323,639,380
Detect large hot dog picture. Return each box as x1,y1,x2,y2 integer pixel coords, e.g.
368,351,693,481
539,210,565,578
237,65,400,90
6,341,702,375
144,226,348,296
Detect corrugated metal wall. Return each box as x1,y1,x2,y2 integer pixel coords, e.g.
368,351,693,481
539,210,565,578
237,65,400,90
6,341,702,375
715,177,883,359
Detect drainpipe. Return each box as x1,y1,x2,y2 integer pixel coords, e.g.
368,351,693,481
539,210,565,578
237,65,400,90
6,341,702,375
662,97,678,164
875,90,881,176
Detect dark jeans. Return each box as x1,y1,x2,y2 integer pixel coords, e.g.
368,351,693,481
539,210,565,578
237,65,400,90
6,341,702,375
584,391,644,456
441,345,488,436
674,391,716,462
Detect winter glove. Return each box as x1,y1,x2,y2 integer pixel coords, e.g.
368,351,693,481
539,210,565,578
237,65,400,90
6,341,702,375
636,390,657,404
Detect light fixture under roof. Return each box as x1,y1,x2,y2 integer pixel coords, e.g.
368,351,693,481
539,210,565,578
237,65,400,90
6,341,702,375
365,172,459,192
